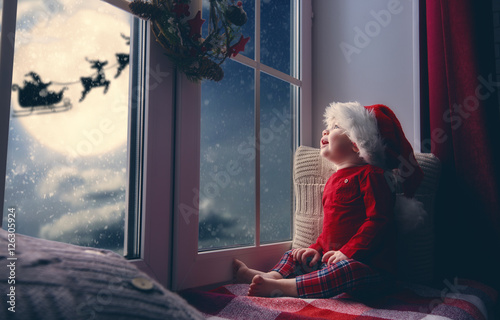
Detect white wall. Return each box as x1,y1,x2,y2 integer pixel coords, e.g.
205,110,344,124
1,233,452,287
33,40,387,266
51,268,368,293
310,0,420,149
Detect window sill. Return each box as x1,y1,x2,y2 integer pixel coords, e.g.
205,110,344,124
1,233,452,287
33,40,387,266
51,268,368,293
174,241,292,291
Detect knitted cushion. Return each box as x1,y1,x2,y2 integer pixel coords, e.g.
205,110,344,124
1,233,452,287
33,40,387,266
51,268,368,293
291,146,441,284
397,153,441,284
292,146,335,249
0,229,204,320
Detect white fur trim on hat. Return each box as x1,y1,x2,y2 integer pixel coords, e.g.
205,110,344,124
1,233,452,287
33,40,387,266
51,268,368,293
323,101,386,168
394,195,427,232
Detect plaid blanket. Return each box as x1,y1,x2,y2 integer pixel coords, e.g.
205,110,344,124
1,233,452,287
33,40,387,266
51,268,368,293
180,279,497,320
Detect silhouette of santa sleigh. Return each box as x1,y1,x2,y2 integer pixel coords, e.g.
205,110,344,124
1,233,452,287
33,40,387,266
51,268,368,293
11,72,72,117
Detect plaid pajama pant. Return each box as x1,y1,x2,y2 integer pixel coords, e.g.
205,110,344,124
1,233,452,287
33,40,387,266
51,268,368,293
271,250,386,299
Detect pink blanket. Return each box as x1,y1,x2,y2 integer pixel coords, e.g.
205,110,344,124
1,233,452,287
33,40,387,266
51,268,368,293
180,279,497,319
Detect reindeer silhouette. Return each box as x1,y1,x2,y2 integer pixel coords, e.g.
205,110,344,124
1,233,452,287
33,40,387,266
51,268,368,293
115,53,129,78
115,34,130,78
79,58,110,102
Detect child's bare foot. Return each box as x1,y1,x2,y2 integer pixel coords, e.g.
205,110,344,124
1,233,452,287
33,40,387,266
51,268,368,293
233,259,283,284
233,259,261,283
248,275,298,297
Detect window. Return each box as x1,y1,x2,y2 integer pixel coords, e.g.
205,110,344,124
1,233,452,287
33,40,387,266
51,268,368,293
173,0,310,290
0,0,142,257
198,1,299,251
0,0,175,289
198,63,297,250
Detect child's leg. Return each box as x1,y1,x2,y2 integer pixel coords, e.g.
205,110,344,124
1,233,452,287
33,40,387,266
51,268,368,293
248,250,323,297
234,250,305,284
233,259,283,284
295,259,383,299
269,250,312,278
249,259,382,298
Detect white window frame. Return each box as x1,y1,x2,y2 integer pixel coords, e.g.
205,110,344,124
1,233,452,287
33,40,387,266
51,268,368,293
171,0,312,291
97,0,178,288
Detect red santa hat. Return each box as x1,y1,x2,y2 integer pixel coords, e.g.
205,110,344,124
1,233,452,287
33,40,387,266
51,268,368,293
324,101,424,198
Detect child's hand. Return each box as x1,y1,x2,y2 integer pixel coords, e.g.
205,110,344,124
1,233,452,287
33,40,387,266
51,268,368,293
292,248,320,267
322,250,348,265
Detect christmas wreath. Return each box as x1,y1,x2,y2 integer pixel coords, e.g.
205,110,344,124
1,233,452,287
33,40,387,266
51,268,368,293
129,0,250,82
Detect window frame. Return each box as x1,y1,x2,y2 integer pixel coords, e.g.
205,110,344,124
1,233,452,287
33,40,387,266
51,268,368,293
0,0,18,225
128,25,177,289
171,0,312,291
98,0,178,288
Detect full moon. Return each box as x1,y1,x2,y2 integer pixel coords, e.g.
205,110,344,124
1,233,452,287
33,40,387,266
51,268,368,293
11,2,131,158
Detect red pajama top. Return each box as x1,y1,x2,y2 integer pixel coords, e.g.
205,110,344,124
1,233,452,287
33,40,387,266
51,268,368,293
309,164,396,274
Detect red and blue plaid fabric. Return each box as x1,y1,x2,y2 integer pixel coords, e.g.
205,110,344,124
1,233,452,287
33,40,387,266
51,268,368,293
296,259,383,298
271,250,384,298
181,278,497,320
270,250,320,278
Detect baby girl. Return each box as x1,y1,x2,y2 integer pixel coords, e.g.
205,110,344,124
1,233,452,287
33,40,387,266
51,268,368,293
234,102,423,298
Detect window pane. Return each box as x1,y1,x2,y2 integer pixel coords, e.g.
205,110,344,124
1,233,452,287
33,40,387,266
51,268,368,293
2,0,132,254
260,73,293,243
199,59,255,251
261,0,292,75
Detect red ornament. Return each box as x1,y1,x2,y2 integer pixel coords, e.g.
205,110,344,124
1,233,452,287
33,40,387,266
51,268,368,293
237,1,243,6
229,35,250,57
187,11,205,39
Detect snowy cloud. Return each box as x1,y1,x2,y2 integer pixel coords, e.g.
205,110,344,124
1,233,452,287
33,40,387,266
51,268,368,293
39,202,125,249
37,166,126,206
34,165,126,250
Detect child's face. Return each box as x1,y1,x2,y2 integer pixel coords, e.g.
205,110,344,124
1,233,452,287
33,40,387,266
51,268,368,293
320,125,358,164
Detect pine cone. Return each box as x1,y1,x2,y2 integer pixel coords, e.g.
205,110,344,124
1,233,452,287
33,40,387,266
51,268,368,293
198,58,224,82
225,5,248,26
129,1,162,20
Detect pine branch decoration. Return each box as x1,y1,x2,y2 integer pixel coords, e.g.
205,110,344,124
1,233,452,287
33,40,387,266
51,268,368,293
129,0,249,82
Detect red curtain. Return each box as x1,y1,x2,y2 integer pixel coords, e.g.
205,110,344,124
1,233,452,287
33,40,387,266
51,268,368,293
423,0,500,291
